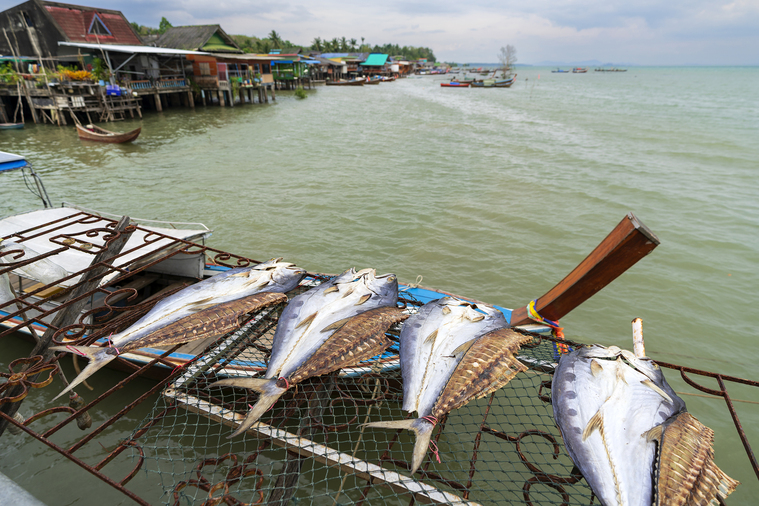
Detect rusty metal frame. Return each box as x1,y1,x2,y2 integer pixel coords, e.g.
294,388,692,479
0,211,756,505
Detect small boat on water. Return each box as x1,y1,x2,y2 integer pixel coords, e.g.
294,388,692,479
76,124,141,144
572,67,588,73
471,74,517,88
365,78,381,85
326,78,365,86
0,123,24,130
552,68,570,73
441,82,470,88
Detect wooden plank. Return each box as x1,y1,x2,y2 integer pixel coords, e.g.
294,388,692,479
509,212,660,326
164,389,482,506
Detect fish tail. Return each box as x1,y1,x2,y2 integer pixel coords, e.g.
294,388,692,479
49,346,116,401
209,378,286,437
363,418,436,475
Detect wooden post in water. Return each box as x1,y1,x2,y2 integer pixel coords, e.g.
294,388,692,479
0,216,135,438
218,90,226,107
153,92,162,112
187,91,194,108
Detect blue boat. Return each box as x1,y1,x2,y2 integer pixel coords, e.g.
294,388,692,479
552,68,570,73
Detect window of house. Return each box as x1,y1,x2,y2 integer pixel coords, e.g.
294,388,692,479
21,11,34,27
199,62,210,76
88,14,112,36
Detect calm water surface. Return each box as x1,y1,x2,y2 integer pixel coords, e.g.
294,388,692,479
1,66,758,504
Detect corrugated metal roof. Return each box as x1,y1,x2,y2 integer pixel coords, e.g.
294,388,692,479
58,42,208,55
43,3,142,45
361,54,388,66
155,25,241,53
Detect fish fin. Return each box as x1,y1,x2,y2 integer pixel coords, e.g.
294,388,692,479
208,378,286,437
363,418,435,475
356,293,372,305
341,286,356,298
423,329,438,345
582,409,604,441
641,379,674,404
230,270,250,277
616,358,628,384
49,346,116,401
295,312,317,330
441,306,451,315
469,314,485,322
644,424,664,443
210,377,271,392
323,286,339,295
590,359,603,377
450,338,476,357
320,316,353,333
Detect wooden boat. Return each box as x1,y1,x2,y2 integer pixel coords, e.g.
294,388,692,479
471,75,517,88
365,78,381,85
0,123,24,130
572,67,588,73
552,68,570,73
76,124,141,143
325,78,365,86
441,82,470,88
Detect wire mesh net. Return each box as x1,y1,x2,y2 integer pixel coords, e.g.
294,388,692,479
127,285,594,506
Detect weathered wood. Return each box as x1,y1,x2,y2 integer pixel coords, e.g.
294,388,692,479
153,93,162,112
509,213,659,326
165,390,481,505
0,216,134,437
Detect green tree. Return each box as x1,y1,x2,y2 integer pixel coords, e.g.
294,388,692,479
311,37,323,51
268,30,282,48
158,17,172,34
349,38,357,51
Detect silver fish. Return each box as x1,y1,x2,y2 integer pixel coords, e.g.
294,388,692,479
364,297,509,474
51,258,306,399
552,345,686,506
211,268,399,437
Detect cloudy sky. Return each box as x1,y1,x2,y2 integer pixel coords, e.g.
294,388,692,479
24,0,759,64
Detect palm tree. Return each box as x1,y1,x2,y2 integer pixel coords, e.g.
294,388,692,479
311,37,323,51
349,38,357,51
340,37,348,51
268,30,282,49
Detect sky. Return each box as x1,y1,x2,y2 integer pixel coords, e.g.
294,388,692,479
6,0,759,65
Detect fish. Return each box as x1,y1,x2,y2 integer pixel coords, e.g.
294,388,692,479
0,271,14,307
50,258,305,399
365,297,531,474
552,345,691,506
211,268,400,437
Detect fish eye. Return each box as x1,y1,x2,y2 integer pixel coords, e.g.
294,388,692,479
386,276,396,282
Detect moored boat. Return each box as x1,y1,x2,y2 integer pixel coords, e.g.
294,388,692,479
0,123,24,130
471,74,517,88
325,78,366,86
76,124,141,143
440,82,470,88
572,67,588,73
552,68,570,73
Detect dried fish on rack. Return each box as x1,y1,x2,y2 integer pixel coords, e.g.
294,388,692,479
51,258,305,399
552,344,738,506
364,297,531,474
211,268,402,437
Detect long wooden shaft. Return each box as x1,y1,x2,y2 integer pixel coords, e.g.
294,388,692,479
509,212,660,327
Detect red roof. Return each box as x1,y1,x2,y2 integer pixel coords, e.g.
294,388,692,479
44,4,141,45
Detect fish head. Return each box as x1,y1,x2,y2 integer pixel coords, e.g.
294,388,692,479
364,271,399,306
268,262,307,292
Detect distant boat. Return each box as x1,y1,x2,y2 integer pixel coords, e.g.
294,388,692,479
0,123,24,130
552,68,570,73
595,67,627,72
471,74,517,88
440,82,471,88
572,67,588,73
326,78,366,86
76,124,141,143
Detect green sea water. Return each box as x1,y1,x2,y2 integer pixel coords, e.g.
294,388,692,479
1,66,758,504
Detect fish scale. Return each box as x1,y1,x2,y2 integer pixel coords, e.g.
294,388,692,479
432,328,532,417
121,291,287,351
287,306,408,384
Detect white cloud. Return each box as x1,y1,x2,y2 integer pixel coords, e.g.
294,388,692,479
90,0,759,64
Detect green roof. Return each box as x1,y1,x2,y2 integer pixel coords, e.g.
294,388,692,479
202,33,239,52
361,54,389,66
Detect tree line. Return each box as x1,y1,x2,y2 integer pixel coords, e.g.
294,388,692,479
130,21,436,62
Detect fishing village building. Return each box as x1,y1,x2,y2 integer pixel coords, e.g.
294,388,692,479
1,0,411,126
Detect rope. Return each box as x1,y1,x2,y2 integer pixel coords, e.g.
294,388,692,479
400,275,423,292
526,300,569,356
